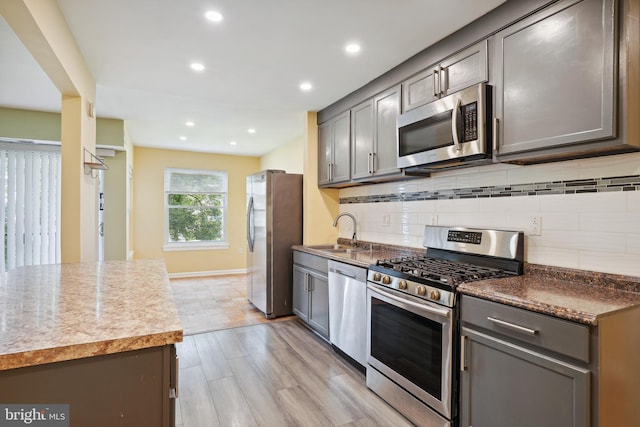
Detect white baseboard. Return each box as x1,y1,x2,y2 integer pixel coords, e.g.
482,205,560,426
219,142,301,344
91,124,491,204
168,268,248,279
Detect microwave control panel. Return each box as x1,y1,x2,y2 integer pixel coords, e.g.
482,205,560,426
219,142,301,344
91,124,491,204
462,101,478,142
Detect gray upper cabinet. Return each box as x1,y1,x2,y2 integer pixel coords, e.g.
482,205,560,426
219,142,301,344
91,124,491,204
402,40,488,112
318,110,351,186
351,99,374,180
352,85,402,181
493,0,617,161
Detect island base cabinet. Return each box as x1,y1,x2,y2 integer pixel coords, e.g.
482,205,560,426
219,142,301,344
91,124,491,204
0,345,177,427
460,327,590,427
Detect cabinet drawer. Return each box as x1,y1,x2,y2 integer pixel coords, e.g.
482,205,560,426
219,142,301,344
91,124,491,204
293,251,328,274
461,296,589,362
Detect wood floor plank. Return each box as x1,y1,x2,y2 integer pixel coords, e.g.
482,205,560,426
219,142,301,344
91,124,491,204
208,376,258,427
247,349,297,391
227,356,296,427
193,332,232,381
178,365,220,427
274,321,350,380
328,372,414,427
272,347,364,426
176,335,201,370
213,328,250,359
276,385,334,427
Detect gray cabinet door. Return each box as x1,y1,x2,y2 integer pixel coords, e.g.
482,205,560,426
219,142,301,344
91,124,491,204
401,41,488,112
373,85,402,177
440,40,488,96
493,0,616,158
401,66,439,112
308,270,329,338
351,99,374,180
331,110,351,183
460,327,590,427
292,265,309,323
317,121,331,186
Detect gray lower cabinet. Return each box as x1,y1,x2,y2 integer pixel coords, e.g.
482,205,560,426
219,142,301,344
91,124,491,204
352,85,403,182
460,295,590,427
318,110,350,186
492,0,617,162
292,251,329,338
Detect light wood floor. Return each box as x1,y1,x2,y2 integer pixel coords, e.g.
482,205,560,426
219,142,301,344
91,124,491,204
175,319,414,427
170,274,294,335
171,274,414,426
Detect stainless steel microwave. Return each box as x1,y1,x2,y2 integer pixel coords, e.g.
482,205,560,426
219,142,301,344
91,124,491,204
396,83,492,172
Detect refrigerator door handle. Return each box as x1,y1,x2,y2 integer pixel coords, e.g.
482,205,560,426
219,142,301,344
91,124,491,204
246,196,255,252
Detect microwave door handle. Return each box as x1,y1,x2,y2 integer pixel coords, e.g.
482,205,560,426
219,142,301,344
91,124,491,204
451,98,462,151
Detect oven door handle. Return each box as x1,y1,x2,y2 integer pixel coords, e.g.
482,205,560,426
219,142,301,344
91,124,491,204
367,284,450,318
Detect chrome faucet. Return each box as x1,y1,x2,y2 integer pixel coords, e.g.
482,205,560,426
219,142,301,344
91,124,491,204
333,213,357,247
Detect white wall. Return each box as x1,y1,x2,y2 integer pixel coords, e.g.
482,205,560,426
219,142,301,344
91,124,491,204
337,152,640,277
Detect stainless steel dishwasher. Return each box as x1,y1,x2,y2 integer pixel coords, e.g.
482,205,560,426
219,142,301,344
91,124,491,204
328,260,367,368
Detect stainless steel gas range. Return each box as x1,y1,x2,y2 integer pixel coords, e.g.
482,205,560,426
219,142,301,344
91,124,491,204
366,226,524,427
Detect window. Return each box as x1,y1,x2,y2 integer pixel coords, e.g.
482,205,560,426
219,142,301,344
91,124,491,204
164,168,227,250
0,143,61,273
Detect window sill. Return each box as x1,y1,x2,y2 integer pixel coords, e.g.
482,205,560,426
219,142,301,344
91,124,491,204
163,242,229,252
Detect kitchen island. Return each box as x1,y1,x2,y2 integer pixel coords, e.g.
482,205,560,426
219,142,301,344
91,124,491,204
0,259,182,427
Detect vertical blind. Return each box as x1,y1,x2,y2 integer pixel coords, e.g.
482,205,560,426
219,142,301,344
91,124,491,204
0,147,61,273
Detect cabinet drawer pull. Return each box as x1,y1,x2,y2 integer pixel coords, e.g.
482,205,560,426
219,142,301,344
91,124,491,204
487,317,538,336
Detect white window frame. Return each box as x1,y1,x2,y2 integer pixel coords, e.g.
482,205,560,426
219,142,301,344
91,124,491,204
163,168,228,251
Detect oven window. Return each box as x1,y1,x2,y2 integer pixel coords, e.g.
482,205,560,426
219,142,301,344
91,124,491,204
398,110,453,156
370,296,442,399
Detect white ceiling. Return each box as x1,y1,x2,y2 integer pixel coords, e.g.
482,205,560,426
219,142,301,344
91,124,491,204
0,0,505,156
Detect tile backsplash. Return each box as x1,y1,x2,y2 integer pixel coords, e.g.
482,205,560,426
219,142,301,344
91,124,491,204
336,152,640,277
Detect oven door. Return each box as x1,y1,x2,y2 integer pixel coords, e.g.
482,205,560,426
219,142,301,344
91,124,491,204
396,82,489,170
367,282,454,419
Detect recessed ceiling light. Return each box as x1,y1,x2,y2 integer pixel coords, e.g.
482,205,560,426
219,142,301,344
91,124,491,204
299,82,313,92
345,43,361,55
190,62,205,72
230,141,237,146
180,136,187,141
185,121,195,127
205,10,224,22
247,128,256,134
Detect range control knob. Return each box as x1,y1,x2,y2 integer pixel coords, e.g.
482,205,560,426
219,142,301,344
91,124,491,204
430,289,441,301
416,286,426,296
382,276,391,285
373,272,382,281
398,280,408,290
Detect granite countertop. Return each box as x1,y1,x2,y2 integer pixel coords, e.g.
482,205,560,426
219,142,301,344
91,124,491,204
294,241,640,326
458,264,640,326
0,259,183,371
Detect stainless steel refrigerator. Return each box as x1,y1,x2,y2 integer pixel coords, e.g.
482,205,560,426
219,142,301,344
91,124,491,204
246,170,302,318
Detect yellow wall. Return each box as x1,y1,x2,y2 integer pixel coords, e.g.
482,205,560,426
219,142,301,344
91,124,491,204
302,112,339,244
132,146,260,274
259,136,304,173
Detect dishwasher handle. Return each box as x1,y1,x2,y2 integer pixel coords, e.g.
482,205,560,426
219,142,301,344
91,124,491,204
329,268,357,279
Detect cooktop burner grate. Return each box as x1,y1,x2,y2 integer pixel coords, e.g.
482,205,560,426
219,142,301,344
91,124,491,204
375,256,512,285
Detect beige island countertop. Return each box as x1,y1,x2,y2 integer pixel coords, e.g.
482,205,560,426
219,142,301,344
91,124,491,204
0,259,183,371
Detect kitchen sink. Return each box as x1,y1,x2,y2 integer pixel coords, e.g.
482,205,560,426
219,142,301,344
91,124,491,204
306,243,368,254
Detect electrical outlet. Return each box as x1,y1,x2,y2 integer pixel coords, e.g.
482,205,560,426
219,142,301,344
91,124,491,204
382,214,390,227
530,216,541,236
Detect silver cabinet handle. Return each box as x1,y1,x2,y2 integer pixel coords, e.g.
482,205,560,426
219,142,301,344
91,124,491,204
451,98,462,151
460,335,467,371
371,152,376,174
487,317,538,336
433,69,439,97
368,152,373,174
493,117,499,152
440,65,447,95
